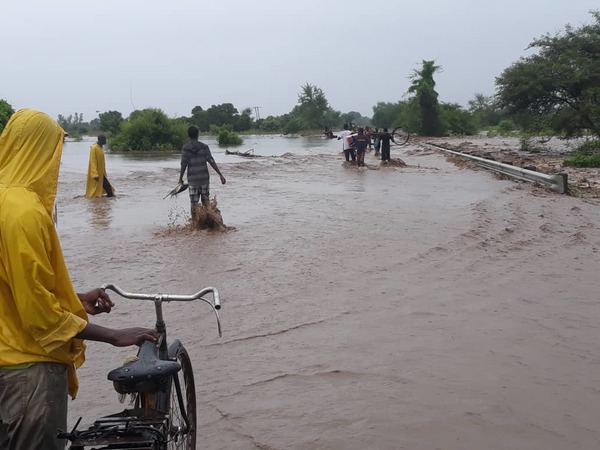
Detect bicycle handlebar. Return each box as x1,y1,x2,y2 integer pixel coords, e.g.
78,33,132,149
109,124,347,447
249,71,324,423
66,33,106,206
101,283,222,336
101,283,221,309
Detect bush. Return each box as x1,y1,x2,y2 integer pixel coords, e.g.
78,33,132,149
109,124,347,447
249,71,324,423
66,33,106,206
110,109,187,152
563,139,600,167
284,117,305,135
442,105,477,136
563,154,600,167
519,136,544,153
216,129,243,146
498,119,516,135
573,139,600,156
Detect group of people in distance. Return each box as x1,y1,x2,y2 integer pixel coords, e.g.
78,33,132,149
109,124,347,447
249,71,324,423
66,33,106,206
0,110,226,449
335,124,393,166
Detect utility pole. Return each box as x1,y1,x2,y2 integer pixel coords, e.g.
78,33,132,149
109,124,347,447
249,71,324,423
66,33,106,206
253,106,261,121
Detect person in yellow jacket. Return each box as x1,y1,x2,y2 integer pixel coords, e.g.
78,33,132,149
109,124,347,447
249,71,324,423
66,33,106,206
0,109,157,450
85,134,114,197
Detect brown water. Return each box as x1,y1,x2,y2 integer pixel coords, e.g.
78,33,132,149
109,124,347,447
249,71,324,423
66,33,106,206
59,137,600,449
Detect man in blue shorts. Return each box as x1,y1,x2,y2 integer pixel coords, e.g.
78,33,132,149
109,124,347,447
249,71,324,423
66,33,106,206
178,126,226,221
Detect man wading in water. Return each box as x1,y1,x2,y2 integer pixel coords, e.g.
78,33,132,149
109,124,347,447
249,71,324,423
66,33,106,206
85,135,114,198
178,126,226,221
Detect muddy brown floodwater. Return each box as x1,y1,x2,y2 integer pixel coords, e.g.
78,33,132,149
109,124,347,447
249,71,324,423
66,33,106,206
59,136,600,449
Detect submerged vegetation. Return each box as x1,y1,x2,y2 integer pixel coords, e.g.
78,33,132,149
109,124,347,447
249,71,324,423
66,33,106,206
564,140,600,167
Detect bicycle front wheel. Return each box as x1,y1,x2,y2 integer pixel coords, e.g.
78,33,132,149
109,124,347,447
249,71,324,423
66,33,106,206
392,127,409,145
167,344,197,450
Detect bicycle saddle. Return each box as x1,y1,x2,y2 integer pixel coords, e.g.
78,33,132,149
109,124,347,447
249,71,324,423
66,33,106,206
108,341,181,394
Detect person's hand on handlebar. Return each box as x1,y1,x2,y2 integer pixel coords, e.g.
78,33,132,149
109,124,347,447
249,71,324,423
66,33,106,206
112,328,158,347
79,288,115,315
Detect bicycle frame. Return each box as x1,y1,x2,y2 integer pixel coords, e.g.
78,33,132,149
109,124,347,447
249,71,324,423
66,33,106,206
61,284,222,449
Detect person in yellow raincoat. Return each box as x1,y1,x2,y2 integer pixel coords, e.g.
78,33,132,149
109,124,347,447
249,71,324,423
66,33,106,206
85,134,114,197
0,109,157,450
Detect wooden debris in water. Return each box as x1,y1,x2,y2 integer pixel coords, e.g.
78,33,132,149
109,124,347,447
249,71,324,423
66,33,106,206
225,149,259,158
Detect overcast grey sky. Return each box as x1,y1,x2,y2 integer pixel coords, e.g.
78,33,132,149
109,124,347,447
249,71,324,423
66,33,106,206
1,0,597,121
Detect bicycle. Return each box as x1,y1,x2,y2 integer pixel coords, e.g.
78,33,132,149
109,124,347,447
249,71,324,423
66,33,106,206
391,126,409,146
59,283,222,450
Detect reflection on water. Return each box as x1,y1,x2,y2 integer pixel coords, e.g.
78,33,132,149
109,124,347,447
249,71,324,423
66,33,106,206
86,197,115,229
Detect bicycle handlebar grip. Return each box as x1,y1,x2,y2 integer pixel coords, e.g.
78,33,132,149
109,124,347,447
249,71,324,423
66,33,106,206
213,290,221,310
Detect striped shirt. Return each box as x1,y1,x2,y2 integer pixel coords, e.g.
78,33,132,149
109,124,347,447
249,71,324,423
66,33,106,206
180,140,215,187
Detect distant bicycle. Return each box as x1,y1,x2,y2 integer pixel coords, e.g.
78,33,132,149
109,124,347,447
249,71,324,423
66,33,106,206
391,127,409,146
59,284,222,450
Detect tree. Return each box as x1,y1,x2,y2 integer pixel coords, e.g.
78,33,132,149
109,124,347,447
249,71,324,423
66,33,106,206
467,93,504,128
372,102,404,129
0,99,15,133
495,11,600,138
190,106,210,132
408,60,444,136
205,103,238,128
441,103,477,136
57,112,87,136
99,110,124,135
294,83,332,129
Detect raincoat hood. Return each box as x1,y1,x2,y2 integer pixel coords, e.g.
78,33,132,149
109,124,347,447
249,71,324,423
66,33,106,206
0,108,64,215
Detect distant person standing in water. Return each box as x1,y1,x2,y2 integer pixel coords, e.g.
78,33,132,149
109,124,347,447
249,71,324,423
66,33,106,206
353,127,370,167
380,127,392,163
364,126,373,150
178,126,226,221
85,135,114,197
373,128,382,156
337,123,355,163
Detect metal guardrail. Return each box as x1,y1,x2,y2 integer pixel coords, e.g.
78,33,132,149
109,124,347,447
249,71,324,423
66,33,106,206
426,142,569,194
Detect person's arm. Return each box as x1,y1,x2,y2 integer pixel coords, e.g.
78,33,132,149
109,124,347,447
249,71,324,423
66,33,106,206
209,160,226,184
206,147,226,184
75,289,157,345
76,323,157,347
178,150,188,184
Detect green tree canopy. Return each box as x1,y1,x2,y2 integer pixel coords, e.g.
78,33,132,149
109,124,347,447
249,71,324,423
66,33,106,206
293,83,335,129
190,103,253,132
467,93,504,128
495,10,600,138
372,102,403,129
57,112,88,135
110,108,187,151
99,110,124,135
0,99,15,133
408,60,444,136
441,103,477,136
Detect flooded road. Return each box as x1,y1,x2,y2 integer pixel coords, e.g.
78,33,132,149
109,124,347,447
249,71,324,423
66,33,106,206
60,136,600,449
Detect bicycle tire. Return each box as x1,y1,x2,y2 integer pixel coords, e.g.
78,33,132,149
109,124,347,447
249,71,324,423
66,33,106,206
156,342,197,450
391,127,409,145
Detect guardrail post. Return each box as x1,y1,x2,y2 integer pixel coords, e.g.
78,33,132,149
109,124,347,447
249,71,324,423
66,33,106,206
554,173,568,195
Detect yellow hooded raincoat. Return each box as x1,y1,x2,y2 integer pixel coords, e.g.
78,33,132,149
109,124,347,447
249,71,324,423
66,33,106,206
85,143,110,197
0,109,89,398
